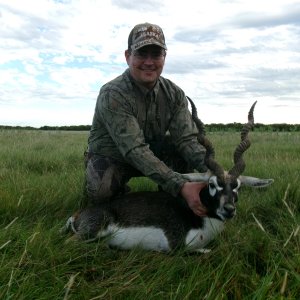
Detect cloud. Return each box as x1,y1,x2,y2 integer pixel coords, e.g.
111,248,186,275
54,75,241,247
232,3,300,29
112,0,163,11
0,0,300,126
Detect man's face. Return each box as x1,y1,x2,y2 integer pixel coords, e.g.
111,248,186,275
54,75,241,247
125,45,166,89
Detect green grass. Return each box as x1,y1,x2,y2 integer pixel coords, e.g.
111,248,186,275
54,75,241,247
0,130,299,299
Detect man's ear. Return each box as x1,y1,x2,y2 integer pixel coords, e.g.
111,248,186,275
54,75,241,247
125,50,130,65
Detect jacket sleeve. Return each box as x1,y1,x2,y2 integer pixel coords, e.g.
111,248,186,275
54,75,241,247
98,89,187,196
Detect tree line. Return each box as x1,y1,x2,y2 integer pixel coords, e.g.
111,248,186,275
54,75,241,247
1,123,300,132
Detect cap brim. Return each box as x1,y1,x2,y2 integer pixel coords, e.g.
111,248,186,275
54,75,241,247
131,39,167,51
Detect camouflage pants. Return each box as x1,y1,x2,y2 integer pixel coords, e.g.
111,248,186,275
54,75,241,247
83,137,192,207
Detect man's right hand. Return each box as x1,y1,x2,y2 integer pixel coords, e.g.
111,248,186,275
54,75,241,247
180,181,208,217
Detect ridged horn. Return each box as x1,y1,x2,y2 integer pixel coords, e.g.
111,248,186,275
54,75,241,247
186,96,225,182
228,101,257,179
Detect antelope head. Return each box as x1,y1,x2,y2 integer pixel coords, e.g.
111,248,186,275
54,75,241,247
182,98,273,220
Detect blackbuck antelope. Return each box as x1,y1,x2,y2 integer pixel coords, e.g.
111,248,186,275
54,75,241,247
62,100,273,252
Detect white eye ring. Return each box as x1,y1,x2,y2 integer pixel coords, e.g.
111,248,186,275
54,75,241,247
233,179,241,193
208,176,223,197
209,184,217,197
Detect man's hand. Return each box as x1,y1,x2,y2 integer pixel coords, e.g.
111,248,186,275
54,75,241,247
180,181,208,216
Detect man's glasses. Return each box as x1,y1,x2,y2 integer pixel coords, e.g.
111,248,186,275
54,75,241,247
132,49,166,61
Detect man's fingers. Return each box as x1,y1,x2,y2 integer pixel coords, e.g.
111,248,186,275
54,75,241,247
192,205,207,217
195,209,207,217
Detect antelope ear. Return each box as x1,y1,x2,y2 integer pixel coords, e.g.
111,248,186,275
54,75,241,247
239,175,274,188
179,171,212,182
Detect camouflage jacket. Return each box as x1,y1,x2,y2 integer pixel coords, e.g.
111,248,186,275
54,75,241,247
88,69,207,196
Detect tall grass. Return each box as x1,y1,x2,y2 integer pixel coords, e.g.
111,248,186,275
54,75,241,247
0,130,299,299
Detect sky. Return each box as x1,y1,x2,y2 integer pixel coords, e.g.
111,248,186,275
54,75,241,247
0,0,300,127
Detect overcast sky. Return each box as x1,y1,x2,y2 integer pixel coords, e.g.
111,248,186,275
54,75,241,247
1,0,300,127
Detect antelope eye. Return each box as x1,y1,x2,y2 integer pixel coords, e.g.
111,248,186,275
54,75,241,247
209,182,215,189
208,183,217,196
232,179,241,193
231,184,238,193
209,176,223,193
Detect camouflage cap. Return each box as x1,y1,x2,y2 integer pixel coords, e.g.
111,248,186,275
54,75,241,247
128,23,167,51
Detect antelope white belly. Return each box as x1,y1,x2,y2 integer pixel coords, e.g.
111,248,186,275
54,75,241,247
103,224,171,252
185,218,225,251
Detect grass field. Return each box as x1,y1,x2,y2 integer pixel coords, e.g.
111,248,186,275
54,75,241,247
0,129,299,299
